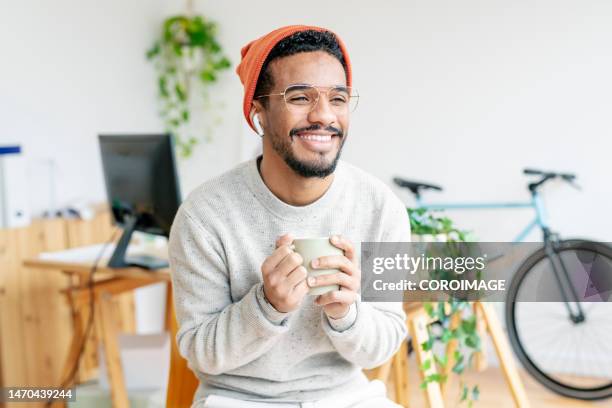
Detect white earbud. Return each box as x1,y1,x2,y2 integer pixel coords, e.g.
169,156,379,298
252,113,264,137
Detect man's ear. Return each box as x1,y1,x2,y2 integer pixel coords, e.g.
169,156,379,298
251,101,267,126
250,101,266,136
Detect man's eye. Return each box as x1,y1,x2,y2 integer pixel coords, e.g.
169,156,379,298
330,97,347,104
288,95,311,104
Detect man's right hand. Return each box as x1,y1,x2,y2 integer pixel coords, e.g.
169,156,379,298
261,234,309,313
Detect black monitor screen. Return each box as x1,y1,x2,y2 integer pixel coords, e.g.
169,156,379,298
99,134,181,237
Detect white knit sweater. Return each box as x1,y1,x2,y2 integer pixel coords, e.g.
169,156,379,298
168,158,410,405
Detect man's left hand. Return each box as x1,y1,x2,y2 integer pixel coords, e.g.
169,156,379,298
308,235,360,319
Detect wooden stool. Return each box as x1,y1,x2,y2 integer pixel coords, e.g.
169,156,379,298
390,301,531,408
165,288,199,408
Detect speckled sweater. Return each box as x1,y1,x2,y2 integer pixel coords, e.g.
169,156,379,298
168,157,410,404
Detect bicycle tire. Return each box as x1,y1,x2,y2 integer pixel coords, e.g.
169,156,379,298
505,239,612,400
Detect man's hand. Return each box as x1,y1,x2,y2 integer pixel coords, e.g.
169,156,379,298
308,235,360,319
261,234,309,313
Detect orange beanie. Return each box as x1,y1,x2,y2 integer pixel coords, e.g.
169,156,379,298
236,25,352,132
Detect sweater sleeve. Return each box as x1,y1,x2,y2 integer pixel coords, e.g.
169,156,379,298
322,194,410,368
168,206,292,376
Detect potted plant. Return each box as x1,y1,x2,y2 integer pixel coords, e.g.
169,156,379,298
408,208,468,243
147,13,231,158
407,207,481,406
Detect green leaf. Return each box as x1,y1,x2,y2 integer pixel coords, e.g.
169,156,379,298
180,144,192,157
461,315,477,334
452,352,465,374
209,41,221,53
461,384,468,401
163,16,184,41
158,76,169,98
188,21,208,45
421,337,434,352
214,56,231,70
437,302,446,322
434,354,447,367
441,329,453,343
465,334,480,350
200,70,216,82
146,42,160,59
425,373,442,383
182,110,190,121
472,385,480,401
424,302,434,318
173,43,183,56
420,358,432,371
452,359,465,374
175,83,187,102
450,328,459,339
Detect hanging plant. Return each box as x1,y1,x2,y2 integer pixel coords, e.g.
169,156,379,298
146,14,231,158
408,208,481,406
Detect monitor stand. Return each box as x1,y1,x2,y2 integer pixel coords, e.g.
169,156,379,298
107,215,169,270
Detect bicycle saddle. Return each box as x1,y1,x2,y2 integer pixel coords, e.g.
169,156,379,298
523,168,576,181
393,177,443,196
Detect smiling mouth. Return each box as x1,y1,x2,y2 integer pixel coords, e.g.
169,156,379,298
297,134,334,142
293,133,339,153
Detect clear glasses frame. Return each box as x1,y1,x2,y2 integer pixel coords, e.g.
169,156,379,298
255,84,359,114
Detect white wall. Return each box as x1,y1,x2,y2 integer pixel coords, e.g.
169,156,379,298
0,0,612,240
1,0,610,237
0,0,165,215
0,0,170,333
165,0,612,242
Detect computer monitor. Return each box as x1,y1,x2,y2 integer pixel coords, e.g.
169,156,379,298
98,134,182,269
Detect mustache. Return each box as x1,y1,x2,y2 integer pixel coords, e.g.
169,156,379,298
289,124,344,138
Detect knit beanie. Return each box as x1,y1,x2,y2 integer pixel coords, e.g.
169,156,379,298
236,25,352,132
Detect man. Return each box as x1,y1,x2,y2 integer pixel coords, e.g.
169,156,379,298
169,25,411,408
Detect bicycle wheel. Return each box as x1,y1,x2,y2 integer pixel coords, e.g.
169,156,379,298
505,239,612,400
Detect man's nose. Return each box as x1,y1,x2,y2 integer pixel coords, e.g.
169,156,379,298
307,96,337,127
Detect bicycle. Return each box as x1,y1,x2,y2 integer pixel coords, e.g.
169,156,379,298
393,168,612,400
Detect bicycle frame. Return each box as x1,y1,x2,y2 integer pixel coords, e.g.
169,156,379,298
414,190,550,242
413,188,586,320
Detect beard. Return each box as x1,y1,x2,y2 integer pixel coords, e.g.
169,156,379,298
270,124,346,178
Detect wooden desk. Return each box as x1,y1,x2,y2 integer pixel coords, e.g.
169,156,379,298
24,245,176,408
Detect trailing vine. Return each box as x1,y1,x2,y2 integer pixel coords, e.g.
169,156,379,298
147,14,231,157
408,208,481,406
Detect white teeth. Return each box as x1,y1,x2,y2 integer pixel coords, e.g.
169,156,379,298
299,134,332,142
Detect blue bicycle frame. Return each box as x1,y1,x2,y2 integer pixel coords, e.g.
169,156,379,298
414,191,549,242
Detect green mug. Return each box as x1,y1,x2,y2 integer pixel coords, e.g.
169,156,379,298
292,237,343,296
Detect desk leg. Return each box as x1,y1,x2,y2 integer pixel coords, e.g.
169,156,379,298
60,302,88,386
73,274,98,383
97,292,129,408
51,298,90,408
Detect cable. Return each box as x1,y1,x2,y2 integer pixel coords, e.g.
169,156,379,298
45,228,120,407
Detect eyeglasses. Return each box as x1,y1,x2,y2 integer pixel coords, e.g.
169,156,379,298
256,84,359,114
